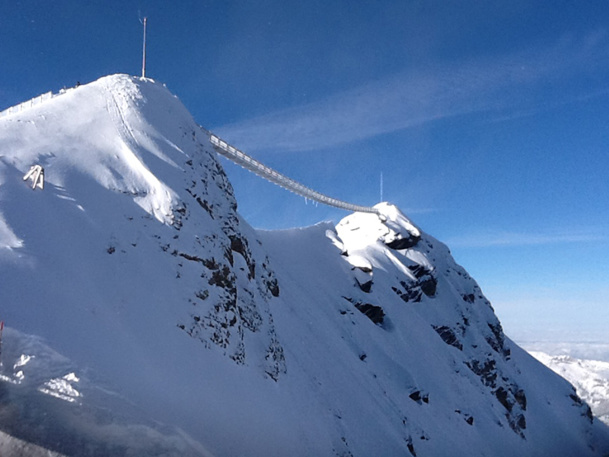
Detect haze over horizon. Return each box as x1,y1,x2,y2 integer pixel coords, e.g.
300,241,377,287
2,0,608,351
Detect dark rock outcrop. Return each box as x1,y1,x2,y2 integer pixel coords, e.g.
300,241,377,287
354,303,385,325
432,325,463,351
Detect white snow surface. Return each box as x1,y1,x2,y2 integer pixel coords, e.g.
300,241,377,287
0,74,608,456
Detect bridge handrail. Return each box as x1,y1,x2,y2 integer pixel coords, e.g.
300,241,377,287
208,133,379,215
0,91,56,118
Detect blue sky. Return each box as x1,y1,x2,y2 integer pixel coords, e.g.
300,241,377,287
2,1,608,347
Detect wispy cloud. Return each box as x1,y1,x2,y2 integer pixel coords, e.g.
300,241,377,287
217,31,609,153
444,228,607,248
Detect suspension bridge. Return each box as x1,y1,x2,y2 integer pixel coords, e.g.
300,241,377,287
206,131,380,216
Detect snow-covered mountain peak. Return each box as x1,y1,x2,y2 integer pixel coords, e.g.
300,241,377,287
1,75,608,456
1,74,285,451
0,74,201,227
335,202,421,253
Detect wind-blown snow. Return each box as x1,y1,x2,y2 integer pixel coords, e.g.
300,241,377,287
0,74,608,456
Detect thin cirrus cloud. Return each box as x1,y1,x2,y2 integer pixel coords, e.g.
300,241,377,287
444,229,606,249
217,32,609,153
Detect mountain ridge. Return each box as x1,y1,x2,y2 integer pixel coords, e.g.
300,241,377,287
0,74,608,456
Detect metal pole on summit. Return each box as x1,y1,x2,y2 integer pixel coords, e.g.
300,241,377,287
141,17,148,78
0,321,4,367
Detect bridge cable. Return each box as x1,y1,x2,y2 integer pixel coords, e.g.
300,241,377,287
205,131,379,215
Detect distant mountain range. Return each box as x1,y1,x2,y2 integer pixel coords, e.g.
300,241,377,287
530,351,609,426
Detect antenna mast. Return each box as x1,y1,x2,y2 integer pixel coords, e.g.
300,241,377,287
141,17,147,78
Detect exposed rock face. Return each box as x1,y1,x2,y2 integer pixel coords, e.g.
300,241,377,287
433,325,463,350
165,127,285,378
354,303,385,325
385,235,419,250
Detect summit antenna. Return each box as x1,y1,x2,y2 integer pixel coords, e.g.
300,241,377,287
141,17,147,78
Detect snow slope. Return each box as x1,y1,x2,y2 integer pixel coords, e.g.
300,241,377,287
0,74,608,456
